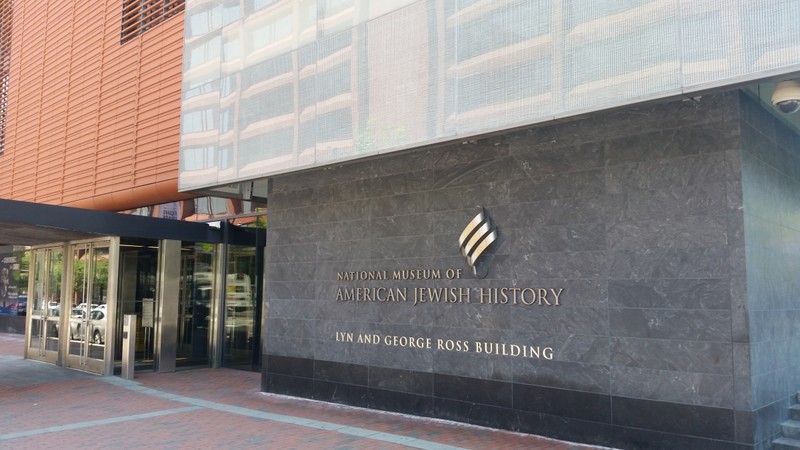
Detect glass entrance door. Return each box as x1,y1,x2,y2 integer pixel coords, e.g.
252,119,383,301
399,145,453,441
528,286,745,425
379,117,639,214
116,241,158,371
176,243,215,367
222,245,260,370
65,243,111,374
26,247,63,364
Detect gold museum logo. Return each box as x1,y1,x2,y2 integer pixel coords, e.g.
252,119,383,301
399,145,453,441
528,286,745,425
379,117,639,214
458,207,497,278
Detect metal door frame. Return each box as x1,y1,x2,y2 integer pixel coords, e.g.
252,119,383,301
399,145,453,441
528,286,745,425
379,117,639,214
25,238,119,375
63,238,119,375
24,245,66,364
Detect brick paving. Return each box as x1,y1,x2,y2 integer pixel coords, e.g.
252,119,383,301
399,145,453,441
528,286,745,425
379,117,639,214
0,333,609,449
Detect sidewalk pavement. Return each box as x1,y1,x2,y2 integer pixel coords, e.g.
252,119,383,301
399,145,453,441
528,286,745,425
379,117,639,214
0,333,607,449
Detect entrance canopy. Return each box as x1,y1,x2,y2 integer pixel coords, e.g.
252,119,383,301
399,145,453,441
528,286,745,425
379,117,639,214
0,198,224,246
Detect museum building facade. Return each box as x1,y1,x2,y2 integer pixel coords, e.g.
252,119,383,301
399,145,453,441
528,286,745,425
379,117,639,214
0,0,799,448
178,1,800,449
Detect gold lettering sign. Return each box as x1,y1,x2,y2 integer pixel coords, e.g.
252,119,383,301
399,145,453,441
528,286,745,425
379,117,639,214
334,268,563,307
334,331,554,360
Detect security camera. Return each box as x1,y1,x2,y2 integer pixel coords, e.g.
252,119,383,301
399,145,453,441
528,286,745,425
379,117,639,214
772,80,800,114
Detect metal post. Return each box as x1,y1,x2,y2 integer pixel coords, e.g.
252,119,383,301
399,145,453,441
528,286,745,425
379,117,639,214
121,314,136,379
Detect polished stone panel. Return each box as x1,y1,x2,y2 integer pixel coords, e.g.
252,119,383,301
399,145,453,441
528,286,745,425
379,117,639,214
608,278,731,310
611,366,733,408
314,359,368,386
513,359,610,394
262,91,800,448
263,356,745,449
433,397,516,430
313,379,370,407
368,366,433,396
609,336,732,374
514,383,611,423
612,396,735,441
609,308,732,342
368,388,435,416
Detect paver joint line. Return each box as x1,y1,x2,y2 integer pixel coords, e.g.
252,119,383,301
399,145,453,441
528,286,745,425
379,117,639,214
102,376,468,450
0,406,201,441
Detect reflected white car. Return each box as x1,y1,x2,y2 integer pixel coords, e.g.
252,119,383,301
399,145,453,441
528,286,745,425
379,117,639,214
66,308,106,344
76,302,98,311
68,308,87,340
88,309,107,344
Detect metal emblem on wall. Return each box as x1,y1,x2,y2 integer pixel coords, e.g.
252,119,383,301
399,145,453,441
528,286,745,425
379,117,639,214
458,207,498,279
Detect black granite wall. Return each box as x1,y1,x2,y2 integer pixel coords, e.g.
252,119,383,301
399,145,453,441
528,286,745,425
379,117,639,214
739,92,800,449
262,91,760,449
0,315,25,334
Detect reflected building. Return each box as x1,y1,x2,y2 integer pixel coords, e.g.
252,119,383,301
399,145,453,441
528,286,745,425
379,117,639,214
180,0,800,194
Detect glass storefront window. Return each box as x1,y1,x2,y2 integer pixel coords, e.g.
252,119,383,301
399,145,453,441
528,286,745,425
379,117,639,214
0,247,28,316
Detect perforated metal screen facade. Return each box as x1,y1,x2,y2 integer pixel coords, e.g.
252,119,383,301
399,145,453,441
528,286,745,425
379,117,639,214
0,0,11,155
179,0,800,191
121,0,185,44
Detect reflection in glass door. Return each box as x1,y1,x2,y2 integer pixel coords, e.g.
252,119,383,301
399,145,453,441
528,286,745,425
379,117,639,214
26,247,63,364
65,243,110,374
116,242,158,371
176,243,215,367
223,245,260,370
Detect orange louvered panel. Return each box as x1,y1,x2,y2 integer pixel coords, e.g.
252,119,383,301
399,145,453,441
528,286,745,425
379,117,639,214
1,0,191,211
